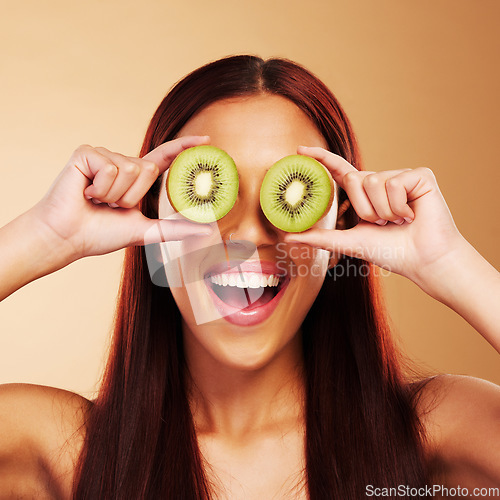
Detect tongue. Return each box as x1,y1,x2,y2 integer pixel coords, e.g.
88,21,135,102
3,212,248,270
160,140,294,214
213,286,277,310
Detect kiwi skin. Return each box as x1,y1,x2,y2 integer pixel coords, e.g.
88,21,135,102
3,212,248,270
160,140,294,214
260,155,334,233
166,145,239,223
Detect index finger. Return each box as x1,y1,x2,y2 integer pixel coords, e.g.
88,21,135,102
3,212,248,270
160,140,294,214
297,145,358,189
142,135,211,174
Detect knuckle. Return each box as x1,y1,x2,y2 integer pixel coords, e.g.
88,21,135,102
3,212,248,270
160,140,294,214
416,167,435,180
122,162,140,175
142,160,159,176
103,163,117,175
363,174,380,189
343,171,359,185
74,144,92,156
385,177,401,190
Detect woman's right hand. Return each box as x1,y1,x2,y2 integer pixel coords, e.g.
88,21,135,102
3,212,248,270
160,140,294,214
30,136,213,263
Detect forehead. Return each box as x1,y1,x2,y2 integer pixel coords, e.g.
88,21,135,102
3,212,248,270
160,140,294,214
177,94,328,166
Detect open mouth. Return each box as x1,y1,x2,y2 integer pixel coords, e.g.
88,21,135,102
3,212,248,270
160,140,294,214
201,260,290,326
205,271,287,310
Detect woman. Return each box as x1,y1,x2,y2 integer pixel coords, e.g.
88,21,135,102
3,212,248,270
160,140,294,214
0,55,498,499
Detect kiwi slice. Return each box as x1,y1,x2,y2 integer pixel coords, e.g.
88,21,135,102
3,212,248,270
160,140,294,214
260,155,333,232
167,145,239,223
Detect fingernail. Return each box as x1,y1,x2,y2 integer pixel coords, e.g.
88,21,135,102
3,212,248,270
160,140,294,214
91,198,102,205
404,217,413,224
375,219,388,226
393,218,404,225
108,202,119,208
84,195,92,200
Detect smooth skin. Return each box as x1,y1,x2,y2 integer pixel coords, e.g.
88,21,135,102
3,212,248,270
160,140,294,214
0,94,499,498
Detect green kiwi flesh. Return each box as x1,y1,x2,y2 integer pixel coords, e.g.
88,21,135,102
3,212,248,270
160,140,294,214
167,145,239,223
260,155,333,232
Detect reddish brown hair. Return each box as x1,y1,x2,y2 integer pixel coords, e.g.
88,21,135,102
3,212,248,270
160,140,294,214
73,55,432,498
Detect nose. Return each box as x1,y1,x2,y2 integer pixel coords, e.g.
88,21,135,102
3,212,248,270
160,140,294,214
223,183,278,247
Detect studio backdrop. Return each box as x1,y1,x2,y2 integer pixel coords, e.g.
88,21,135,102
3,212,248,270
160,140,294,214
0,0,498,397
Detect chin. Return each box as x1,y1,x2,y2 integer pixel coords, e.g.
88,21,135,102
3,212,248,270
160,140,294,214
217,349,278,372
193,319,291,365
178,304,301,372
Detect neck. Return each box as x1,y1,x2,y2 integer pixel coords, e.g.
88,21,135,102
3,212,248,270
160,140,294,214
183,322,306,443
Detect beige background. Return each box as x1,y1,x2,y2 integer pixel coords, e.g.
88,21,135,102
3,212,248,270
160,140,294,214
0,0,498,399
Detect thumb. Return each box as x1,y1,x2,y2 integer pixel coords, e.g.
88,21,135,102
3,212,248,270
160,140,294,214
283,227,362,258
130,214,214,246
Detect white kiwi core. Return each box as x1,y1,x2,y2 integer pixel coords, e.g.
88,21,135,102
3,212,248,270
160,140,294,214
285,180,305,207
195,171,213,198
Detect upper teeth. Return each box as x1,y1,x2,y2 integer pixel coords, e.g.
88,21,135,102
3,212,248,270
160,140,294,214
209,273,280,288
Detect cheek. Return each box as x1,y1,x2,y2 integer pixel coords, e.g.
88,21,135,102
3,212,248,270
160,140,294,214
287,244,329,285
169,285,192,322
281,244,329,332
159,237,224,326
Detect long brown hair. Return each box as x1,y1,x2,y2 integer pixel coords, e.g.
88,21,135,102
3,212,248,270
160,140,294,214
73,55,432,498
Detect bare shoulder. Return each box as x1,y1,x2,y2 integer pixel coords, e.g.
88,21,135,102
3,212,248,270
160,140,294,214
415,374,500,489
0,382,91,498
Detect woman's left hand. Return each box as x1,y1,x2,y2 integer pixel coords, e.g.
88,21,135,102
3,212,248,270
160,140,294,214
283,146,467,287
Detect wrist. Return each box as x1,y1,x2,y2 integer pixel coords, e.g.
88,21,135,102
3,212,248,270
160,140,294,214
0,208,79,301
411,234,473,303
25,204,81,270
411,235,500,349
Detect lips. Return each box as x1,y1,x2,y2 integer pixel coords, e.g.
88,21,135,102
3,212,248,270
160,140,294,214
203,260,289,326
